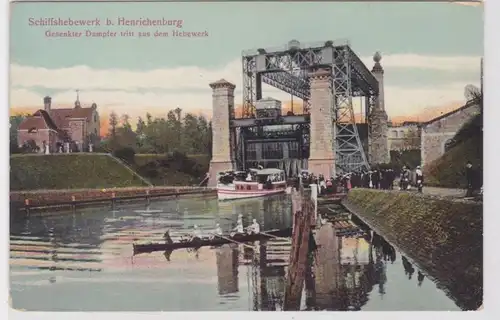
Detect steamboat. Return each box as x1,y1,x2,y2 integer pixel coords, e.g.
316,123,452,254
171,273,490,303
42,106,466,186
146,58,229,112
216,168,287,201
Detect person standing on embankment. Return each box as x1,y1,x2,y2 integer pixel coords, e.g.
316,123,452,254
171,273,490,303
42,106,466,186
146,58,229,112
465,161,482,198
415,166,423,193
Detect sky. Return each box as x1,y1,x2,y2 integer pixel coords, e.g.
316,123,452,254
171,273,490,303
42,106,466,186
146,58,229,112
9,1,483,130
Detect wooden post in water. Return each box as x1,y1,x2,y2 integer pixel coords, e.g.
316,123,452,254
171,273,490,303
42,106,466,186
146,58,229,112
111,192,116,210
284,186,314,310
24,198,30,216
310,183,318,226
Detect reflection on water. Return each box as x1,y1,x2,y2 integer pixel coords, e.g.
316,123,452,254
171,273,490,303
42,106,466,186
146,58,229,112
10,194,459,311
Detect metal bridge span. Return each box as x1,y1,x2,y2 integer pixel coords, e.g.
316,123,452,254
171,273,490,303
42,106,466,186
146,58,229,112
208,40,390,184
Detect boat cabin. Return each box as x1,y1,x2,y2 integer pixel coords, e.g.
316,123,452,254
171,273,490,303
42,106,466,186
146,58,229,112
233,168,286,191
217,168,286,191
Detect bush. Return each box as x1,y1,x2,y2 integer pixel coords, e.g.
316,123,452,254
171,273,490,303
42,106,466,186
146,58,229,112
113,147,136,165
10,142,20,154
390,149,421,169
134,152,210,186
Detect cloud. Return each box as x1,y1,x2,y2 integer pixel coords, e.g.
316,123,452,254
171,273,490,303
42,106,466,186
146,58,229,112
10,54,481,119
359,54,481,72
11,54,480,91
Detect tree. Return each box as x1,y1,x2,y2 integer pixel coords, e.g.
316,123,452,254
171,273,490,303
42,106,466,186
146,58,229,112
146,113,153,126
98,108,213,156
108,111,118,137
465,84,483,111
21,139,38,153
121,114,132,129
116,113,136,149
10,115,25,148
108,111,119,149
136,117,146,136
174,107,182,122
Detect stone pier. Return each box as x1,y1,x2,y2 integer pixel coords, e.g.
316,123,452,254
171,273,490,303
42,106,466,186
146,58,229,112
308,68,335,178
368,52,390,165
208,79,236,187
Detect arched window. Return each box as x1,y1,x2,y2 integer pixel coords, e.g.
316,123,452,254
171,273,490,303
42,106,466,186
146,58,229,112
444,139,454,152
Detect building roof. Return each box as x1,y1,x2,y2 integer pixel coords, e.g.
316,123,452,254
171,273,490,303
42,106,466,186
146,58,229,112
48,107,94,128
18,115,49,131
422,100,477,127
18,106,94,132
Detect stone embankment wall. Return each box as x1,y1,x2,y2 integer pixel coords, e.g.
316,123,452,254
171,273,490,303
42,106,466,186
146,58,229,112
10,186,215,208
342,189,482,310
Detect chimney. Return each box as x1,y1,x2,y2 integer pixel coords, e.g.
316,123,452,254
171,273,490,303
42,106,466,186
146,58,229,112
43,96,52,112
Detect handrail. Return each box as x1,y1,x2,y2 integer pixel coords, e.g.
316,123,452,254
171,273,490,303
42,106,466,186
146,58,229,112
105,153,153,187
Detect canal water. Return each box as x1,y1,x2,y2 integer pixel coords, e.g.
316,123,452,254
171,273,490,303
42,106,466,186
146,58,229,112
10,194,460,311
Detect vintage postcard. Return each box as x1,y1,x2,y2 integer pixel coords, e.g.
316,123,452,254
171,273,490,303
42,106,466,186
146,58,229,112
8,0,483,313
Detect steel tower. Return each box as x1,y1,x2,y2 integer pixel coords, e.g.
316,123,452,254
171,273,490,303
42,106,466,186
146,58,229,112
240,40,380,172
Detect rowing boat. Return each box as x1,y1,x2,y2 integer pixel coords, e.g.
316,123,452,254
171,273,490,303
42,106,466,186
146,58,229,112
133,228,292,254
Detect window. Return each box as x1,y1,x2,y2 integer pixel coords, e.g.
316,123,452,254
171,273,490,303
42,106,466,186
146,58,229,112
392,130,398,138
288,141,299,158
94,114,97,122
246,143,257,160
262,142,283,160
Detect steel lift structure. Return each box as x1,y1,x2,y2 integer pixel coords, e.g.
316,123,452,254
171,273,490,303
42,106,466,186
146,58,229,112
233,40,380,173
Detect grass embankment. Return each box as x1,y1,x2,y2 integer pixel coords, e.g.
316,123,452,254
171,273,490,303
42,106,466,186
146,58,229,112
10,153,212,191
10,154,150,191
133,153,210,186
343,189,482,310
425,114,482,188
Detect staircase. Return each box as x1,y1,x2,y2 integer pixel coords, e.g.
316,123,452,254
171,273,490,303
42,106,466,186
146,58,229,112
106,153,153,187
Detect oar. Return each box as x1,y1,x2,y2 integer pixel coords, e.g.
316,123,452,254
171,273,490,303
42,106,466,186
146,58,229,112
259,231,288,240
209,233,256,249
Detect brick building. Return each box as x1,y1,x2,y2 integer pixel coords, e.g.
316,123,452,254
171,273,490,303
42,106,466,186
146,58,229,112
420,101,480,167
17,94,100,153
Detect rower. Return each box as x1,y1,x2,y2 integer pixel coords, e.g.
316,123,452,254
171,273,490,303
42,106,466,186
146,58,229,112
230,219,244,237
247,219,260,234
214,223,222,235
164,229,173,244
209,223,223,240
190,225,201,241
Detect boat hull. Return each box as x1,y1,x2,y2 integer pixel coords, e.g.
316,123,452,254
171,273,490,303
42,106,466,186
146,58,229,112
133,228,292,254
217,188,285,201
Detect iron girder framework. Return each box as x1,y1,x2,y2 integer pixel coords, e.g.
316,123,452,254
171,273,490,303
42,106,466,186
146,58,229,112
241,40,379,173
235,125,310,175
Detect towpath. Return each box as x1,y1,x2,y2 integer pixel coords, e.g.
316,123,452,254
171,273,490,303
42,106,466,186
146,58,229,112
422,187,465,198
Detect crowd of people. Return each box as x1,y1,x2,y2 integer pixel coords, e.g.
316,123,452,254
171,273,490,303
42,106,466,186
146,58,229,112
296,165,425,194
